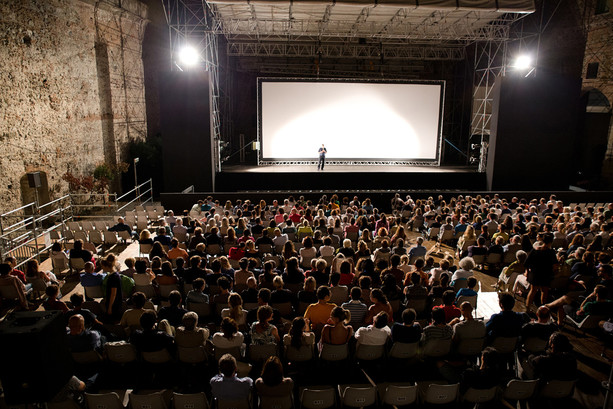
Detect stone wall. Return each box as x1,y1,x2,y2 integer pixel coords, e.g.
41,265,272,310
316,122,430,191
0,0,148,213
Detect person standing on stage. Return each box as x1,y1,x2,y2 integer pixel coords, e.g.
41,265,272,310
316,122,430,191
318,144,327,171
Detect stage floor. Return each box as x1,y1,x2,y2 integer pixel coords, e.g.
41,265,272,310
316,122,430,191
222,164,476,174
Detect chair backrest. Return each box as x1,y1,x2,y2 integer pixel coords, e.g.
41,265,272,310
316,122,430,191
71,350,103,365
207,244,222,255
355,344,386,361
142,349,172,364
129,391,168,409
539,379,576,399
300,387,336,409
258,244,273,255
428,228,440,240
389,342,419,360
0,284,22,301
173,392,208,409
319,343,349,361
95,221,109,231
134,283,157,299
103,231,118,244
456,295,477,310
503,250,517,264
260,394,293,409
85,392,125,409
338,385,377,409
522,337,548,354
28,277,47,292
456,337,485,357
452,279,468,292
472,254,486,265
216,398,250,409
422,338,452,358
503,379,539,401
249,343,278,362
439,229,454,242
140,243,153,255
178,346,207,364
382,384,417,407
70,258,86,271
285,344,314,362
405,298,427,314
300,256,314,269
463,386,498,403
89,230,104,245
214,346,242,362
485,252,502,264
84,285,104,299
491,336,518,354
271,302,293,318
423,383,459,405
104,342,137,363
160,284,180,298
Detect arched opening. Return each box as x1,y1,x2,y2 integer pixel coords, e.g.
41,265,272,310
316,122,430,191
575,88,612,188
20,172,51,212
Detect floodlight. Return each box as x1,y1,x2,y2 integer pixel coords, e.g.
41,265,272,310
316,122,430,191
179,46,199,67
513,55,532,70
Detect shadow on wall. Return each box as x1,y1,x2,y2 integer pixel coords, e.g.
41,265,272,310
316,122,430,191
20,172,50,211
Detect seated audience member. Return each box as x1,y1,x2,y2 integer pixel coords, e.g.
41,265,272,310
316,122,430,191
149,242,168,261
222,293,248,328
26,258,59,285
455,277,478,301
129,310,175,354
186,278,209,304
157,290,188,329
139,229,154,245
120,292,148,334
355,311,391,346
496,250,527,292
167,238,189,261
67,314,102,353
381,255,404,286
212,276,232,306
255,356,294,397
43,284,68,312
451,257,475,286
365,288,394,325
521,306,558,343
429,259,451,287
283,256,305,285
175,311,210,348
321,306,354,345
458,347,502,391
284,317,316,349
309,258,329,288
211,354,253,401
298,276,318,305
251,305,280,345
450,302,486,345
188,227,207,250
154,226,172,247
172,217,188,237
337,239,356,259
467,236,488,258
65,293,102,330
272,228,289,247
304,286,337,336
342,287,368,330
522,332,577,381
381,273,403,303
408,236,427,260
422,307,453,344
270,276,295,305
49,243,69,273
70,239,94,265
392,308,422,344
485,292,529,341
564,284,613,323
329,272,349,305
121,257,137,278
234,257,254,286
107,217,132,237
212,317,245,350
241,276,259,304
0,263,28,308
404,272,428,304
155,261,178,285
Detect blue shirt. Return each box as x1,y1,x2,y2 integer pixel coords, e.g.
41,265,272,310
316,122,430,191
80,272,106,287
408,245,427,259
210,374,253,400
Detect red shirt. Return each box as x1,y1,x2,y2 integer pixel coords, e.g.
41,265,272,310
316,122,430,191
289,213,302,224
10,268,26,284
437,304,461,323
228,247,245,260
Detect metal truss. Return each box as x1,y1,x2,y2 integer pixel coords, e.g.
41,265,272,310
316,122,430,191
259,160,439,166
227,42,465,61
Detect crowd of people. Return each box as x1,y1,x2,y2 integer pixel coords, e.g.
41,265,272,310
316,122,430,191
1,193,611,406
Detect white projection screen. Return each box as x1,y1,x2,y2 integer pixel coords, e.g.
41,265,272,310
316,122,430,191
258,79,444,163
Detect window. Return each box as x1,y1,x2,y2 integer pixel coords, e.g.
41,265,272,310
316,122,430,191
595,0,610,15
587,62,599,79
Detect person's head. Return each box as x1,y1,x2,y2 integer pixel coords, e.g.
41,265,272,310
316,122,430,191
401,308,416,325
221,317,238,339
414,258,425,270
466,277,477,290
218,353,237,377
410,272,421,286
161,261,173,276
460,301,473,319
68,314,85,335
82,261,94,274
416,237,424,246
45,284,60,299
168,290,182,307
442,290,455,306
217,276,231,292
228,293,243,309
258,287,272,305
499,292,515,311
330,306,351,324
596,284,608,300
370,288,387,304
536,306,551,323
257,305,274,324
516,250,528,264
139,310,157,331
273,275,285,290
191,278,205,292
329,272,341,287
480,347,499,370
135,259,148,274
431,307,446,325
131,291,147,309
51,242,62,252
374,311,389,329
304,276,316,292
548,332,572,353
182,311,198,331
261,356,284,386
74,239,83,251
317,286,331,301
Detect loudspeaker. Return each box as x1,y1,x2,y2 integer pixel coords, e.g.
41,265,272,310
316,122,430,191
27,172,42,188
159,71,214,192
0,311,72,404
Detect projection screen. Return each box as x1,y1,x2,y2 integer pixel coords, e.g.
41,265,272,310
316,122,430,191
258,79,444,163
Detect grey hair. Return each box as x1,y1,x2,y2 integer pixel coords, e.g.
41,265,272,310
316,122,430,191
458,257,476,271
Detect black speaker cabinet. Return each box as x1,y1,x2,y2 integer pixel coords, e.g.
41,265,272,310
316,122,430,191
27,172,42,188
0,311,72,404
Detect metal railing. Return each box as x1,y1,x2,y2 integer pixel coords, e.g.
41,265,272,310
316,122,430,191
0,179,153,269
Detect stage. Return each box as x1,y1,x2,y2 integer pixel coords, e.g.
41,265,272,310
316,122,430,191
216,164,485,192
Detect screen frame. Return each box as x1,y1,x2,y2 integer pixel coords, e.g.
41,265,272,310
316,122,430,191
257,77,445,165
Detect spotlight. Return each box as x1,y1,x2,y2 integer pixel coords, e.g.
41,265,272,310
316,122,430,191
512,55,532,71
179,46,199,67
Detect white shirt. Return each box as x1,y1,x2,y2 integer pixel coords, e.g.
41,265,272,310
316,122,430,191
273,234,288,246
451,268,473,283
319,245,335,257
354,325,391,346
212,332,245,348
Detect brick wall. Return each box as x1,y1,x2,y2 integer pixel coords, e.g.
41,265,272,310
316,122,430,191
0,0,148,213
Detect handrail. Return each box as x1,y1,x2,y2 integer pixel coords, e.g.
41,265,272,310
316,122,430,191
182,185,195,193
116,180,151,202
0,202,36,217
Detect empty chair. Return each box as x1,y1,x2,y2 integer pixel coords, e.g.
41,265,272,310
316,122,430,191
300,387,336,409
539,379,576,399
103,230,118,246
89,230,104,246
320,343,349,362
177,346,207,364
389,342,419,360
74,230,88,242
69,257,86,272
81,221,95,232
67,221,81,231
216,398,251,409
338,384,377,409
421,383,459,406
260,394,293,409
51,256,69,276
378,383,417,408
95,220,109,231
129,391,168,409
139,243,153,256
463,386,498,405
502,379,538,403
118,230,132,242
427,228,440,240
136,219,148,232
173,392,209,409
85,392,126,409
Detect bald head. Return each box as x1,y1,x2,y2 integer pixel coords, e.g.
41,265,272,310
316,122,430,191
68,314,85,335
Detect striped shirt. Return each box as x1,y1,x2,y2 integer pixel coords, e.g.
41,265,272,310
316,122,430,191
342,300,368,329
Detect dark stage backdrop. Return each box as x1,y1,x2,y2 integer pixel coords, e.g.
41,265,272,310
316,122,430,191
487,73,581,190
159,71,214,192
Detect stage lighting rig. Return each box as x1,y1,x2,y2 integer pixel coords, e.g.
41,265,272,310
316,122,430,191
510,54,535,77
178,45,200,68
